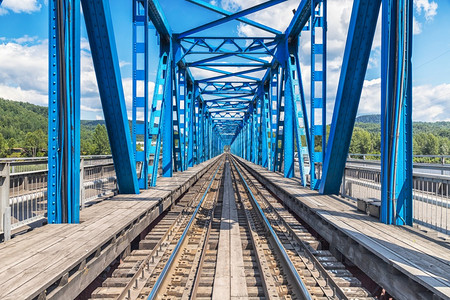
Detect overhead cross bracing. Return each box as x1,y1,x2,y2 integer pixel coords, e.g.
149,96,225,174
23,0,413,227
134,0,327,190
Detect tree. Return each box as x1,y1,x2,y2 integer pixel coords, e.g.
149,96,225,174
349,128,373,154
0,133,6,157
25,130,46,157
92,124,110,155
415,133,439,155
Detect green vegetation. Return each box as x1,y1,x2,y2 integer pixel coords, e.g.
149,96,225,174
1,99,450,161
0,98,110,158
351,114,450,162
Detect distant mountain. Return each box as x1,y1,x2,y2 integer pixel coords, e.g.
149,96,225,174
355,114,381,124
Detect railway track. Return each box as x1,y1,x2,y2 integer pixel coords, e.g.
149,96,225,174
87,155,377,299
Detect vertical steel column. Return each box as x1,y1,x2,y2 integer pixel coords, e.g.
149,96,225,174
48,0,80,224
256,97,263,165
162,57,174,177
310,0,327,189
252,103,258,164
270,70,279,171
187,84,194,167
173,68,186,171
193,92,200,164
381,0,413,225
284,62,295,178
199,102,205,163
248,112,253,162
132,0,149,189
273,70,285,172
261,88,271,168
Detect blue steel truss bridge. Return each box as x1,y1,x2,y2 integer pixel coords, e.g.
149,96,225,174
0,1,449,300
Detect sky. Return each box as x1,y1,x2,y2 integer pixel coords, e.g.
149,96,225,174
0,0,449,123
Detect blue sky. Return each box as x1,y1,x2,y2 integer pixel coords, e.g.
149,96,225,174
0,0,448,122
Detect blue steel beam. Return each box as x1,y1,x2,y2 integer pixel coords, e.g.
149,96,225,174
196,66,261,82
186,0,281,35
197,67,266,83
48,0,81,224
81,0,139,194
178,0,286,38
132,0,150,189
147,0,172,42
381,0,413,225
188,53,269,67
319,0,381,195
285,0,313,38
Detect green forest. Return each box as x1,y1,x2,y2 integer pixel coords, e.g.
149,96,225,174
0,98,111,157
1,98,450,160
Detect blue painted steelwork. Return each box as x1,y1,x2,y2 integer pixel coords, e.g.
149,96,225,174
173,68,186,172
148,53,170,186
132,0,150,189
186,0,282,35
82,0,139,194
380,0,413,225
179,0,287,38
309,0,327,190
162,56,173,177
286,52,309,186
48,0,81,224
187,85,194,168
269,70,279,171
39,0,415,229
261,89,271,168
320,0,381,195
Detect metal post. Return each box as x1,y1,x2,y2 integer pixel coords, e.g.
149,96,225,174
48,0,81,224
80,158,85,210
310,0,327,190
0,163,11,241
132,0,150,189
380,0,413,225
162,58,174,177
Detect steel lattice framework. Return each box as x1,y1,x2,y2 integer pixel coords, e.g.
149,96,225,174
0,0,412,226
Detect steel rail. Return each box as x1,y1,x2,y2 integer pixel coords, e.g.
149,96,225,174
116,159,222,300
235,157,349,300
230,157,313,300
147,159,224,300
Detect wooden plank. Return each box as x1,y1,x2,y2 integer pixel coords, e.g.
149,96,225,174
237,157,450,299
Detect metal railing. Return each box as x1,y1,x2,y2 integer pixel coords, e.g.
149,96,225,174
0,156,116,241
342,163,449,235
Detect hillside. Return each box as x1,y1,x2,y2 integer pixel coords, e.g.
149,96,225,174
355,114,381,124
1,98,450,159
0,98,48,140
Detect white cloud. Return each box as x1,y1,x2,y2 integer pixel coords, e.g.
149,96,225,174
413,84,450,122
355,79,450,123
0,39,48,95
0,0,41,14
413,17,422,35
413,0,438,36
414,0,438,21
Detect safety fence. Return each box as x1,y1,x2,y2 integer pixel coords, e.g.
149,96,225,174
0,156,116,240
342,162,450,235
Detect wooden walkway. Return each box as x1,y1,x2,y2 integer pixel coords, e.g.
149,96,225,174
0,157,220,300
235,156,450,300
